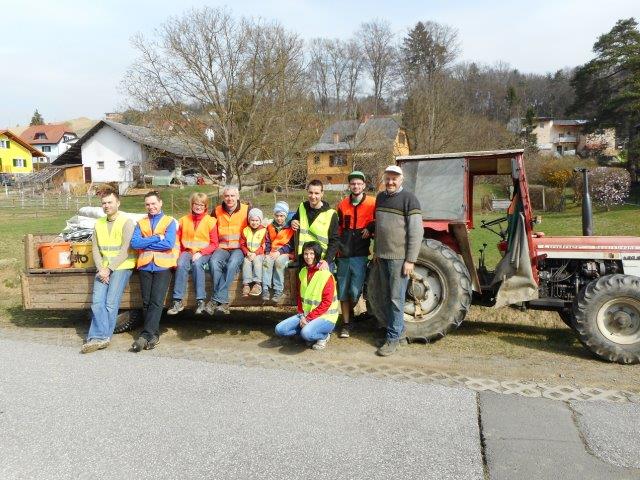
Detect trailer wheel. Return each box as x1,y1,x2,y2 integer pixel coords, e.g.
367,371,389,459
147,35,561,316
113,310,142,334
573,274,640,364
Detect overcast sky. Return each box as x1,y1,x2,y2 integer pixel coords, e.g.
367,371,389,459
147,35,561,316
2,0,637,128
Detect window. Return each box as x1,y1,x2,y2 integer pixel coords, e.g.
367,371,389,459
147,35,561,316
97,161,105,169
118,160,125,168
313,155,320,165
0,140,9,149
35,133,47,140
13,158,25,168
397,131,407,145
538,122,544,128
329,154,346,167
41,145,51,153
559,132,565,138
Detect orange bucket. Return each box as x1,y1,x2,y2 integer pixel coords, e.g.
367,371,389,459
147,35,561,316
38,242,72,269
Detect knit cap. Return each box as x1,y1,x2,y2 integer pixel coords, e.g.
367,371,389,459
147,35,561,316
273,201,289,215
248,208,264,222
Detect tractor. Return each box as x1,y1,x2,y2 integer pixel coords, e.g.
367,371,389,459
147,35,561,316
366,149,640,364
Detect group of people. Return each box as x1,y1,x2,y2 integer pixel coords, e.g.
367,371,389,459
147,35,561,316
81,164,422,357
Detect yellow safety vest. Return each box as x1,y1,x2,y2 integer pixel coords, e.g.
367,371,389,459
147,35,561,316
297,204,335,257
298,268,339,323
242,226,267,253
136,215,179,269
94,214,136,270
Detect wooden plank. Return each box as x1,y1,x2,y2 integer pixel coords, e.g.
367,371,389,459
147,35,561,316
20,272,32,309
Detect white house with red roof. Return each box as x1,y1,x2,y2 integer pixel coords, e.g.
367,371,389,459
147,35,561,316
19,124,78,164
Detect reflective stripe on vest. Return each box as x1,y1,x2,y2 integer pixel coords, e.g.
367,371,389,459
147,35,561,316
215,203,249,249
180,214,217,252
95,214,136,270
297,203,335,257
242,226,267,252
298,268,339,323
136,214,179,269
267,223,294,251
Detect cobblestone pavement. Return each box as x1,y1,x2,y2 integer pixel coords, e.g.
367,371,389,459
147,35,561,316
1,311,639,404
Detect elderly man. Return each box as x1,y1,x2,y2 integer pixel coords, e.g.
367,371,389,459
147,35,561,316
371,165,423,356
291,179,339,269
207,185,249,315
81,190,136,354
335,171,376,338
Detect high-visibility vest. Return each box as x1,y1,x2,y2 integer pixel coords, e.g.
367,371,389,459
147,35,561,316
297,203,336,257
179,214,217,252
215,203,249,250
94,214,136,270
242,226,267,253
136,214,179,269
267,223,294,251
298,268,339,323
336,194,376,233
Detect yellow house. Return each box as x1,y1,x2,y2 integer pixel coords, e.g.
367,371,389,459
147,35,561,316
0,130,42,175
307,116,409,188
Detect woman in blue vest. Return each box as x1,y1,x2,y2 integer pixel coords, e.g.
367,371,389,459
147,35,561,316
274,241,338,350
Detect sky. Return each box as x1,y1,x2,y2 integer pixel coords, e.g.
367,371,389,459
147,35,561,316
2,0,638,128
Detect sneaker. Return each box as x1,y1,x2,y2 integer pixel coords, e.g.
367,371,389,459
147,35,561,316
194,299,206,315
216,303,230,315
145,336,160,350
272,292,283,303
204,300,218,316
339,324,350,338
131,337,148,353
312,333,331,350
80,339,109,354
250,284,262,296
376,339,400,357
242,284,251,297
262,292,271,302
167,299,184,315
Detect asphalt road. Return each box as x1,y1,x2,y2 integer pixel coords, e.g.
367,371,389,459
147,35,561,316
0,337,639,480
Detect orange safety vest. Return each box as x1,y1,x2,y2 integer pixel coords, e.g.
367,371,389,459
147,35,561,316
336,194,376,234
267,223,294,251
136,215,179,269
179,214,217,253
214,203,249,250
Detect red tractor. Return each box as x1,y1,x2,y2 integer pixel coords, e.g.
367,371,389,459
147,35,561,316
366,149,640,364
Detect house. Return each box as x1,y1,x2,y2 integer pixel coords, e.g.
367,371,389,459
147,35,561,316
19,124,78,165
530,118,617,157
0,130,43,175
306,116,409,188
52,120,215,191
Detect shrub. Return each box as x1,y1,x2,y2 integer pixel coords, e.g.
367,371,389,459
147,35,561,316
575,167,631,210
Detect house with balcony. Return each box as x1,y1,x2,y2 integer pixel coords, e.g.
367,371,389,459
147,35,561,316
19,124,78,165
0,130,43,175
306,116,409,189
531,118,617,157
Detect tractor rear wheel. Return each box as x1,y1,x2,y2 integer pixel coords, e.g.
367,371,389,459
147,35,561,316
113,310,142,334
572,274,640,364
404,239,472,342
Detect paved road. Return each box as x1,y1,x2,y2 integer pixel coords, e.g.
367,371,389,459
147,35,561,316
0,337,639,480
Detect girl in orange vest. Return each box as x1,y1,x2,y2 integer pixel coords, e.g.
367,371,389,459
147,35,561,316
240,208,266,297
167,192,218,316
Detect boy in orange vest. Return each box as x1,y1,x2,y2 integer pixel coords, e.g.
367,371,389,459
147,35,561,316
262,201,294,302
240,208,266,297
167,192,218,315
130,191,178,352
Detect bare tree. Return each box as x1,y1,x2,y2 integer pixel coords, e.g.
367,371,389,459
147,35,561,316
122,7,312,188
358,20,396,115
308,38,331,115
343,39,364,117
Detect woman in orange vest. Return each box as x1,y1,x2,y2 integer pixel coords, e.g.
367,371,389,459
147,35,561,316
130,191,178,352
167,192,218,316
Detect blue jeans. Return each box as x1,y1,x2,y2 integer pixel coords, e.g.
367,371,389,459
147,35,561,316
87,269,133,341
242,255,264,284
173,252,211,301
262,254,290,294
274,314,335,341
336,256,368,301
376,258,409,341
209,248,244,304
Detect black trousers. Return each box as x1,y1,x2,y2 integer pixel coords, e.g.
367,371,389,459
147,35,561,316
139,269,172,340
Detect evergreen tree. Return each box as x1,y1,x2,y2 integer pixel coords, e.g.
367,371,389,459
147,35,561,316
30,109,44,126
401,21,458,83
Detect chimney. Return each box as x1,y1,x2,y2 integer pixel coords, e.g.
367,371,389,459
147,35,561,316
332,132,340,144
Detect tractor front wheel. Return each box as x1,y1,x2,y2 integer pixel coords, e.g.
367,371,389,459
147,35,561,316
573,274,640,364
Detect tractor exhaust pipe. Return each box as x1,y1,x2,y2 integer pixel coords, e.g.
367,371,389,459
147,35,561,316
575,167,593,236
